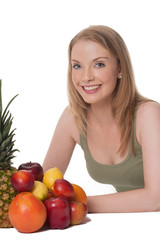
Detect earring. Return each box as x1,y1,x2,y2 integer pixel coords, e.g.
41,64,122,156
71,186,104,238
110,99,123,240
118,75,122,80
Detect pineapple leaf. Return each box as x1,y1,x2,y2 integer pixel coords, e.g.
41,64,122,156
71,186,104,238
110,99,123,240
2,115,12,133
0,135,13,153
6,142,15,154
8,128,16,137
6,156,16,162
0,151,6,161
0,132,2,144
0,80,2,117
2,112,12,127
7,149,19,158
0,148,19,165
1,110,10,126
0,155,16,168
0,80,19,168
2,120,12,140
1,94,18,122
6,142,15,153
0,80,2,132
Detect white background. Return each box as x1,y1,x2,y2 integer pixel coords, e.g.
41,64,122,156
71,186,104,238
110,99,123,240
0,0,160,195
1,0,160,239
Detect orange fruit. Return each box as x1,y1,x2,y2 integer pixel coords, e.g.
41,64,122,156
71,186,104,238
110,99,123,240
71,184,87,205
9,192,47,233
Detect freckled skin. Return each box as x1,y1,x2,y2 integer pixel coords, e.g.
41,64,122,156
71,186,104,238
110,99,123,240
71,40,121,106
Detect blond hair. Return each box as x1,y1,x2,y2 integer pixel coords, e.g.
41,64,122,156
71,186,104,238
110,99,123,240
67,25,149,156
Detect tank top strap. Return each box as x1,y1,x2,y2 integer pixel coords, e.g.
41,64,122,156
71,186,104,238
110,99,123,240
132,108,142,152
80,108,142,153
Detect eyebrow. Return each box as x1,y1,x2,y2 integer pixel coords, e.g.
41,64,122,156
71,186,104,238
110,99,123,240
71,56,109,63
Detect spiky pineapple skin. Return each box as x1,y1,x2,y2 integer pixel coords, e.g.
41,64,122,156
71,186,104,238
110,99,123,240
0,168,17,227
0,80,19,227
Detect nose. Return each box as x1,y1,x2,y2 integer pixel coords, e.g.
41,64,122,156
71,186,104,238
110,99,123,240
82,67,94,83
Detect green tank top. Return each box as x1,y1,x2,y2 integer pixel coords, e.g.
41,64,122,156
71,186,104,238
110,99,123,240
80,111,144,192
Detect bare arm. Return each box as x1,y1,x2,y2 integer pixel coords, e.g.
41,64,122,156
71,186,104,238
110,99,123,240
88,102,160,213
42,107,79,174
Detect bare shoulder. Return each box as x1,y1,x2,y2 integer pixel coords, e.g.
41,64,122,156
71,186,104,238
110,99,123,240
136,101,160,144
137,101,160,120
59,106,80,144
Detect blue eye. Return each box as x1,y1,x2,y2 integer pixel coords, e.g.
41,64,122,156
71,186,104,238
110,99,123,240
96,63,105,68
73,64,81,69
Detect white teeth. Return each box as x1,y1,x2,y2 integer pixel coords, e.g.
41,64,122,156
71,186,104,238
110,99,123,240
83,85,100,90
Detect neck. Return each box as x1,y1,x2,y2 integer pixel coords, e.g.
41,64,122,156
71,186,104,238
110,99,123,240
88,102,115,126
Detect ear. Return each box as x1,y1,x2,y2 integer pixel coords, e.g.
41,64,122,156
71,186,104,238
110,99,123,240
117,60,122,79
118,73,122,79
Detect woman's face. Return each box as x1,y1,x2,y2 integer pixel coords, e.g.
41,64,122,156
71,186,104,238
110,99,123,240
71,40,121,106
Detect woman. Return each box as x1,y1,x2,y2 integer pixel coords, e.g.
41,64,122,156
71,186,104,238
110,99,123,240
43,25,160,213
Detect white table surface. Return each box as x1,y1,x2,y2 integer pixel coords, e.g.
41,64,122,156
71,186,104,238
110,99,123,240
1,211,160,240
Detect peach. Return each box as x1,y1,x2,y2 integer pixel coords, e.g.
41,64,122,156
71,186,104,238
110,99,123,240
69,201,88,225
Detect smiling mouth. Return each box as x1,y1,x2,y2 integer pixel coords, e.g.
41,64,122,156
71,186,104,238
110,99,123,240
81,84,102,93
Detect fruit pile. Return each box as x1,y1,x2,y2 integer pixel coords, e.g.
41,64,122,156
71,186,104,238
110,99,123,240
9,162,88,233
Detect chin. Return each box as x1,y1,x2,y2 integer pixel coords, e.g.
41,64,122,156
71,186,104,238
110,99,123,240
82,98,102,106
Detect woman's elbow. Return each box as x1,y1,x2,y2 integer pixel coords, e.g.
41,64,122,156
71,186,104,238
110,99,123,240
147,191,160,212
153,200,160,212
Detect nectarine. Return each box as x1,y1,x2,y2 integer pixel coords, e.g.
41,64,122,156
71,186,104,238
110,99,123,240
54,179,74,199
11,170,34,192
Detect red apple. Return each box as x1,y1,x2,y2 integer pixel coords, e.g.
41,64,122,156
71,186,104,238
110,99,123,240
54,179,74,200
11,170,34,192
18,161,44,181
70,201,88,225
44,196,70,229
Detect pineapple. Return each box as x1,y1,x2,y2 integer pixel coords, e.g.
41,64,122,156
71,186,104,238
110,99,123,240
0,80,19,228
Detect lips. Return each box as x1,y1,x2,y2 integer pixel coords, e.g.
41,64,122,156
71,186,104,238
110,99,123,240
81,84,102,93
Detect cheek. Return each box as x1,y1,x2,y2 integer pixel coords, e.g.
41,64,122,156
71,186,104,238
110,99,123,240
71,72,76,87
71,72,79,92
71,71,80,87
101,70,118,90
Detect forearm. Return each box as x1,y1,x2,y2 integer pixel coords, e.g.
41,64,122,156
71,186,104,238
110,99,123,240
87,188,160,213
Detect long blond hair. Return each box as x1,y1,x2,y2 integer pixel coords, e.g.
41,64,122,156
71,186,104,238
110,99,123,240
67,25,149,155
